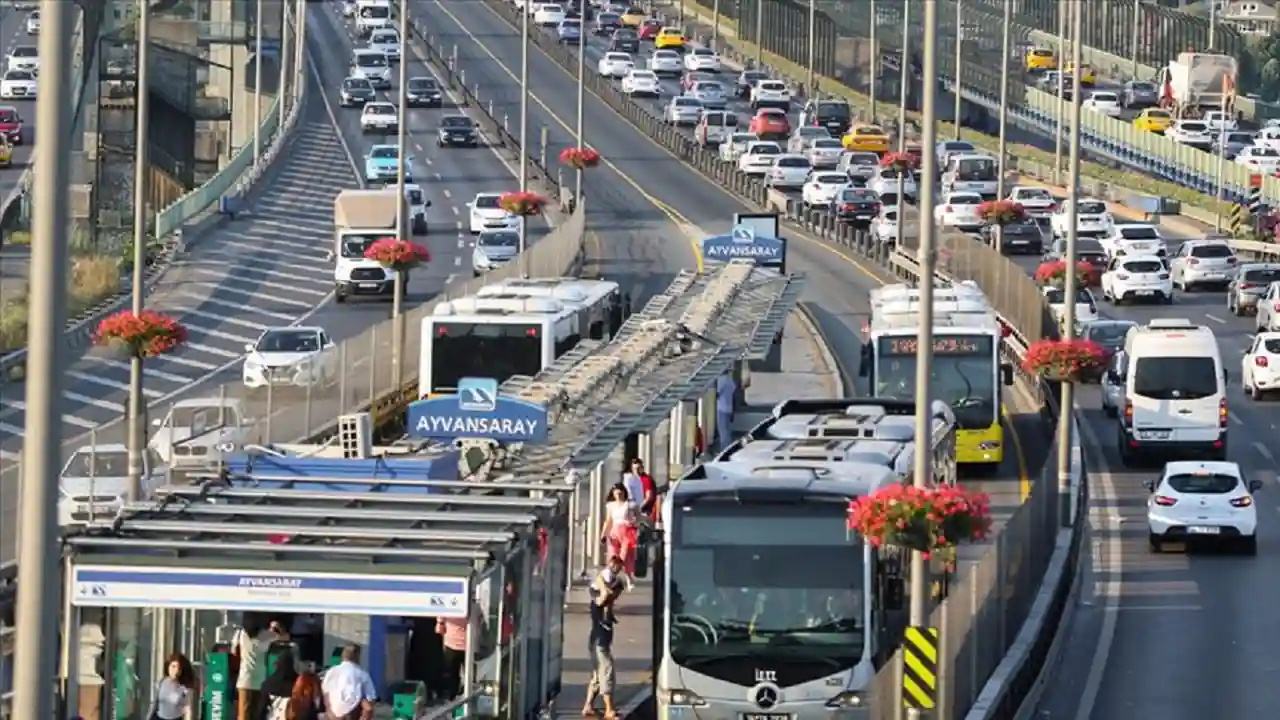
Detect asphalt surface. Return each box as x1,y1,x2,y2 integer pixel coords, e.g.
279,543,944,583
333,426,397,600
0,6,37,206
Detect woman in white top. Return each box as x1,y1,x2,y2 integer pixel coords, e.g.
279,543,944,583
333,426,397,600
148,652,195,720
599,483,639,574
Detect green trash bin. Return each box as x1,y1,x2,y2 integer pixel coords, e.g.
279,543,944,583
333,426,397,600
387,680,427,719
202,643,234,720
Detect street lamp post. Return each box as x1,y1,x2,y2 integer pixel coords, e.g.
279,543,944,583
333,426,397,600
254,0,263,160
575,10,585,204
127,0,152,502
806,0,816,91
393,0,410,387
897,0,910,152
951,0,962,139
519,1,530,277
1057,0,1085,527
1053,2,1068,182
869,0,877,115
995,0,1011,201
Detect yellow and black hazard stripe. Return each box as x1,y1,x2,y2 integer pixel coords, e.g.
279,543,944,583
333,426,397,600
1229,204,1248,237
902,626,939,710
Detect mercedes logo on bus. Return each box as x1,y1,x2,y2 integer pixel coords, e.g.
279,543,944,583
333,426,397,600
754,685,779,709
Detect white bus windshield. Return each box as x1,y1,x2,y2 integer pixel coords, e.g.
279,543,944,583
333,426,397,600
874,334,997,429
429,321,543,392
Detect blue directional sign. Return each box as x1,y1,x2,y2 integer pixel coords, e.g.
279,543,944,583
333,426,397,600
407,376,549,443
702,224,786,267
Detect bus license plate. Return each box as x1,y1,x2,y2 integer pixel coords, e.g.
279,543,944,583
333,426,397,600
1188,526,1220,535
742,714,790,720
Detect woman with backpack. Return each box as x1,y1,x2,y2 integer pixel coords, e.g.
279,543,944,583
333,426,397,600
255,649,299,720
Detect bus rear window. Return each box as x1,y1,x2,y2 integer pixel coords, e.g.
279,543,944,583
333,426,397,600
430,322,542,392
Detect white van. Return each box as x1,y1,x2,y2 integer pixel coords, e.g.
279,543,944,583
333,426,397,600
356,0,393,35
1118,319,1227,465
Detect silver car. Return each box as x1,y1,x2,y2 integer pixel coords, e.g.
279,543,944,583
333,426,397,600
1228,263,1280,315
1170,239,1238,291
664,96,703,125
688,81,727,110
838,151,881,180
787,126,831,153
472,230,520,276
807,138,845,168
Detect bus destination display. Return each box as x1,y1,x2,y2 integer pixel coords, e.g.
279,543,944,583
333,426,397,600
878,335,992,355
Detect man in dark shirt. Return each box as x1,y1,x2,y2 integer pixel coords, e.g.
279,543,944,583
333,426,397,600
582,561,621,718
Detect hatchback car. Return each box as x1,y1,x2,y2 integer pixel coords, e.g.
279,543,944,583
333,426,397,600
472,230,520,276
1227,263,1280,316
1145,461,1260,554
1169,239,1238,291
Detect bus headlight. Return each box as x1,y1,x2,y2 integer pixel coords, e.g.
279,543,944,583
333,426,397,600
666,689,709,707
825,691,865,708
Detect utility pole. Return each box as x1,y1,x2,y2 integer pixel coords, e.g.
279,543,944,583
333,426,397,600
392,0,410,388
869,0,877,115
1053,2,1069,183
1130,0,1140,77
278,0,292,121
11,1,73,716
952,0,962,139
254,0,263,160
575,8,585,204
1057,0,1085,527
127,0,151,502
806,0,816,91
897,0,910,151
519,1,530,277
995,0,1011,201
905,0,938,715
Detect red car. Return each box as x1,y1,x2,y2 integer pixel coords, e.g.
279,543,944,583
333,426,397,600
0,106,23,145
639,19,663,40
749,108,790,138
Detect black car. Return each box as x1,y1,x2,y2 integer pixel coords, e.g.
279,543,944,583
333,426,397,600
609,28,639,52
339,77,376,107
833,187,881,224
595,12,622,35
437,115,479,147
802,99,852,136
406,76,443,107
986,217,1043,254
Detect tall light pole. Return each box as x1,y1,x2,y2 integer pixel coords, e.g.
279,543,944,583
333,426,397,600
905,0,938,715
951,0,962,139
519,1,530,277
1057,0,1084,527
1130,0,1140,78
392,0,410,387
897,0,910,151
869,0,877,115
575,13,585,203
806,0,816,91
1053,2,1068,183
127,0,152,502
277,0,292,122
254,0,263,160
994,0,1011,201
11,1,73,716
294,0,306,107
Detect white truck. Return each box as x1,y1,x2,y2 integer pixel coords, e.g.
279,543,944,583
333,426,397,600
1155,52,1238,118
331,188,419,303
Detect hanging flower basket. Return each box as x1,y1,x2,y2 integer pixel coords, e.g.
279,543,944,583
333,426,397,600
846,484,992,558
364,237,432,273
1022,338,1109,381
499,191,548,217
1034,259,1095,287
94,310,188,359
559,146,602,170
879,150,918,175
977,199,1027,226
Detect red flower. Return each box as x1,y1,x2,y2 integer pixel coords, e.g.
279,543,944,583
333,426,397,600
977,199,1027,226
1034,259,1095,287
499,191,548,217
364,237,431,272
1022,338,1108,379
559,146,602,170
879,150,918,173
846,483,992,553
94,310,188,358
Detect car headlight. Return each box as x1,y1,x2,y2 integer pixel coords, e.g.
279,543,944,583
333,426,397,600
825,691,865,708
665,689,708,708
295,360,312,373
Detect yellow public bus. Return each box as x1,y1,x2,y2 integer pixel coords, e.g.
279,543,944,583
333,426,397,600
863,282,1014,469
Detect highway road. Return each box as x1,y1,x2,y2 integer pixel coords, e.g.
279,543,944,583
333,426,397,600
0,5,37,206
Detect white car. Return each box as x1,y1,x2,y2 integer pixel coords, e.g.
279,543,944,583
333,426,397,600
1082,91,1122,117
468,192,520,234
534,3,566,25
1236,145,1280,174
1167,120,1213,149
872,205,900,245
1257,282,1280,332
1049,197,1112,238
1170,239,1238,291
1101,255,1173,305
647,50,683,76
0,70,35,100
664,96,703,125
787,126,831,153
25,12,39,35
1202,109,1238,134
1145,461,1259,554
598,52,635,78
1006,185,1057,218
719,132,759,162
801,171,850,206
350,49,391,88
684,47,721,72
58,444,166,525
1043,286,1099,329
839,151,881,181
242,326,337,389
750,80,791,110
869,167,918,202
766,155,812,189
360,101,398,133
934,191,984,230
5,46,37,74
806,138,845,168
404,183,430,235
621,69,661,95
1101,223,1166,259
368,29,401,61
1243,332,1280,399
738,141,782,175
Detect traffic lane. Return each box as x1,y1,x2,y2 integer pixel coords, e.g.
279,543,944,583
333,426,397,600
0,5,36,203
415,0,702,304
1030,386,1280,720
428,0,1031,507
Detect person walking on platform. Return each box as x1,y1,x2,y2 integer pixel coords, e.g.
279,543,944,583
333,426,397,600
321,645,377,720
583,557,625,719
256,648,299,720
436,607,470,699
715,372,737,452
286,672,325,720
600,483,639,574
147,652,195,720
234,617,285,720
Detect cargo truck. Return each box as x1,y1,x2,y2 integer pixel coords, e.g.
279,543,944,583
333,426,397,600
1156,52,1239,119
330,188,419,303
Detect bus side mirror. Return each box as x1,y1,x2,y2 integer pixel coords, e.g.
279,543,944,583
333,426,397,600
1000,363,1014,386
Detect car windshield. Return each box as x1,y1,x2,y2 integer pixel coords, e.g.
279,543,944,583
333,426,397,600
1044,288,1092,304
1131,82,1155,92
11,47,35,58
842,190,877,202
1077,239,1105,254
371,32,397,43
365,103,393,114
732,134,756,143
370,146,398,159
1180,122,1208,132
1146,110,1171,119
256,330,320,353
442,116,473,128
949,195,981,205
1191,244,1234,259
818,101,850,118
0,109,18,123
599,12,620,22
695,82,723,93
1077,201,1106,214
943,142,974,152
655,51,678,60
479,231,519,248
1118,226,1158,240
674,97,700,108
1122,260,1164,273
751,145,780,154
849,153,878,166
1226,133,1254,143
606,53,630,62
62,450,160,480
1243,268,1280,283
632,71,655,80
1264,339,1280,353
815,173,847,184
1165,473,1239,494
1017,188,1052,200
812,139,842,149
561,19,580,27
344,78,372,90
356,53,386,67
1132,357,1218,399
360,5,390,18
340,234,380,258
5,71,31,81
776,157,809,168
1092,93,1118,102
408,78,437,90
857,126,885,135
474,195,500,209
1086,323,1133,345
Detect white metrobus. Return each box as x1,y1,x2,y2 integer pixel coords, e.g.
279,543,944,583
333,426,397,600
417,278,625,397
657,398,957,720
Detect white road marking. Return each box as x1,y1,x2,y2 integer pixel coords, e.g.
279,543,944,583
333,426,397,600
178,282,318,309
183,341,243,360
67,371,164,398
1204,313,1226,324
174,292,298,322
83,358,192,385
177,307,272,333
64,391,126,414
1255,441,1275,463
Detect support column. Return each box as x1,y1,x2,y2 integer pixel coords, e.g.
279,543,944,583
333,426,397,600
588,463,606,568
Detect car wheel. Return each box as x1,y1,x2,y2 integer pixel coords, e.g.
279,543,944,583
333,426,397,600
1240,535,1258,555
1251,381,1263,401
1148,534,1162,553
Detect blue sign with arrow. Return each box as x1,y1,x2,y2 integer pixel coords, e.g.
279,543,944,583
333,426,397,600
407,377,549,443
702,224,786,268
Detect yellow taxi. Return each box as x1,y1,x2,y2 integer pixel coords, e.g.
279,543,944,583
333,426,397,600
0,138,10,168
1062,62,1097,85
1133,107,1174,133
620,7,647,27
654,27,686,49
1024,48,1056,72
842,124,890,153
